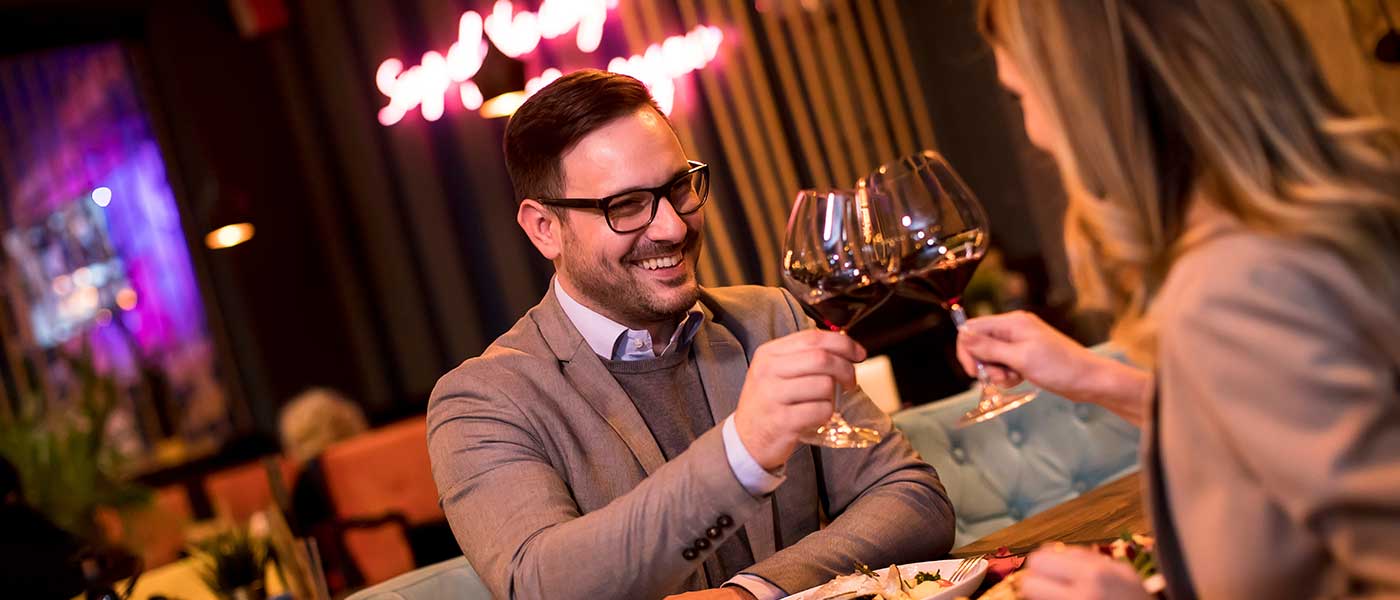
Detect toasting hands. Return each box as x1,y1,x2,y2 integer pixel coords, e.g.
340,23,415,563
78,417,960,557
734,329,867,471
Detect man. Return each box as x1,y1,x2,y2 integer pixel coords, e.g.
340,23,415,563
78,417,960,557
427,69,954,600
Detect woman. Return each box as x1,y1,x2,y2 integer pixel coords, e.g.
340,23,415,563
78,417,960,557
965,1,1400,598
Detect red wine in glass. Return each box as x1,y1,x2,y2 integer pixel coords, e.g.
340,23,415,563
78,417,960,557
782,189,888,448
802,282,891,331
895,244,985,309
859,152,1037,427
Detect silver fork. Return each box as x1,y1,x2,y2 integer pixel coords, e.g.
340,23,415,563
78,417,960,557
950,554,984,583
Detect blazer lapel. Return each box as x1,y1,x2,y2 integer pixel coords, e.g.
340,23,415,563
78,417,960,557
534,287,667,476
692,312,779,562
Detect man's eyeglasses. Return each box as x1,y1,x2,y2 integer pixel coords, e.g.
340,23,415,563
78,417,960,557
537,161,710,234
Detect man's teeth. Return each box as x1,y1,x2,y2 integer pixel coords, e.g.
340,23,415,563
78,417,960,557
639,254,682,270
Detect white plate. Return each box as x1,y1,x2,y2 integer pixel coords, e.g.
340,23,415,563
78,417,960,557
780,558,988,600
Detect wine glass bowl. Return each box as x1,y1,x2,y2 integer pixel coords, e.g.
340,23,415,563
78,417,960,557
858,151,1037,427
781,189,887,448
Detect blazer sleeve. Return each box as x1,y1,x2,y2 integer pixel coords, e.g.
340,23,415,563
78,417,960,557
1156,242,1400,594
740,290,957,592
427,367,770,600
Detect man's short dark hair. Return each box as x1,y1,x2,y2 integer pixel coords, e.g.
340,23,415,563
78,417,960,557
503,69,669,202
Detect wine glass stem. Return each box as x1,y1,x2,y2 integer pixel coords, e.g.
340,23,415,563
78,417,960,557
949,303,998,398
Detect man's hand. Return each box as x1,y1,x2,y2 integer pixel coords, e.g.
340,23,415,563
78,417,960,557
664,587,758,600
734,329,867,471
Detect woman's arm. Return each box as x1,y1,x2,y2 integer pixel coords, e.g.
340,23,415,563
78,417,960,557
955,311,1149,427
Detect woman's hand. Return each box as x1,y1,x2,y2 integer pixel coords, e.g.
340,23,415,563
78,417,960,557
955,311,1149,426
955,311,1099,393
1018,544,1150,600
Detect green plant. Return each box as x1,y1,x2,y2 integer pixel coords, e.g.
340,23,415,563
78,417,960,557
0,351,151,543
193,527,270,597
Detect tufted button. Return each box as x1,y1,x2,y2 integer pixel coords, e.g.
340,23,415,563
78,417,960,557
716,515,734,528
950,446,968,463
694,538,711,550
1072,479,1089,493
1007,507,1024,521
682,548,699,560
1074,404,1092,421
706,527,722,539
1008,429,1025,446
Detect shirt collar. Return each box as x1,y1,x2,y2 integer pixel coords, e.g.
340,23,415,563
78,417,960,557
553,278,704,361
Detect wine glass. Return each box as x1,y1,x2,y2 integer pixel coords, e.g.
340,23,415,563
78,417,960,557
781,189,888,448
859,151,1037,427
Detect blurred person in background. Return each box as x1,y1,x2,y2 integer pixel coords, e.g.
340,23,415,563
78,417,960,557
279,386,369,465
965,1,1400,598
278,387,369,590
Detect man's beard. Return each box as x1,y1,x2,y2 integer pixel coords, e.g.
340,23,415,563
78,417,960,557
559,227,703,325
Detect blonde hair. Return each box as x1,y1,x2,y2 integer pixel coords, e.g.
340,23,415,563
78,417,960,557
278,388,368,463
979,0,1400,363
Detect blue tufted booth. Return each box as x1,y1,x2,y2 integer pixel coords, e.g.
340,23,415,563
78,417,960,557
891,349,1141,547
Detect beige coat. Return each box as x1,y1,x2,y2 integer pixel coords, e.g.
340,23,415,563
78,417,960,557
426,284,954,599
1145,231,1400,599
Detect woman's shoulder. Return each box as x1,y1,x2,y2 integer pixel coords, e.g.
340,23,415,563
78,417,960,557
1155,230,1393,335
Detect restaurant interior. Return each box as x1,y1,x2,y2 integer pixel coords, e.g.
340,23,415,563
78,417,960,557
1,0,1396,599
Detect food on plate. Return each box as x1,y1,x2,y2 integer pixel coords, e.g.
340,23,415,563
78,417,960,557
810,563,955,600
1096,534,1157,579
976,535,1163,599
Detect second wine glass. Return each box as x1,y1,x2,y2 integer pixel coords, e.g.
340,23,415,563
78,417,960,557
781,189,887,448
860,151,1038,427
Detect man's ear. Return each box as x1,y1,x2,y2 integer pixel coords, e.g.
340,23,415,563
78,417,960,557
517,200,563,260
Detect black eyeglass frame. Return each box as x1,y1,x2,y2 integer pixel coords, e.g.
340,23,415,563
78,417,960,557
536,161,710,234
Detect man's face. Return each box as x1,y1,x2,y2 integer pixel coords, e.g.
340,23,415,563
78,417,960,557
554,108,704,327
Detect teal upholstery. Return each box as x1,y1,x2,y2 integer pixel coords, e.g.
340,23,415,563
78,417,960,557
892,349,1140,547
345,556,491,600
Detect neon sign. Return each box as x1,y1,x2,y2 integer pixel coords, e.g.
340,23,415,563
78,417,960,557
375,0,724,126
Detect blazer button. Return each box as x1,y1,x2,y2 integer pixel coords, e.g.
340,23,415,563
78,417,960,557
716,515,734,528
694,538,711,550
682,548,699,560
706,527,722,539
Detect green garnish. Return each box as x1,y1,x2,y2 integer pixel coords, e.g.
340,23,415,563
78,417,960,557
912,570,942,585
854,562,878,578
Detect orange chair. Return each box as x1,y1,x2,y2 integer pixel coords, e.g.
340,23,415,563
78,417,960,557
203,458,300,525
319,418,445,585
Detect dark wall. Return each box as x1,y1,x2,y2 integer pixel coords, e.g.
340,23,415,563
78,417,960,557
137,1,370,432
897,0,1072,307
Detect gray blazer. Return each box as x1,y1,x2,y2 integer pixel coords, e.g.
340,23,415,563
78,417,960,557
1146,232,1400,599
427,284,955,599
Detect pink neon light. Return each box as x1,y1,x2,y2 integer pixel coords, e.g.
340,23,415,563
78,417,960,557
374,1,718,125
607,25,724,116
447,11,488,81
460,81,484,110
525,68,563,96
484,0,541,58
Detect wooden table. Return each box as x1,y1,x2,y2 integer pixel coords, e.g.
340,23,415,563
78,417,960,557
951,472,1148,558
